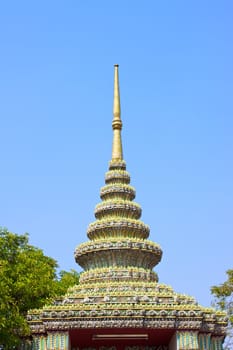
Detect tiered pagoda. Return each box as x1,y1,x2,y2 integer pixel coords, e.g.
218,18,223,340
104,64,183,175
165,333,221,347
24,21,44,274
27,65,227,350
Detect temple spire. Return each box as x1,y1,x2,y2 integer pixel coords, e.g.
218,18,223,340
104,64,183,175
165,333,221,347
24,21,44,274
112,64,123,161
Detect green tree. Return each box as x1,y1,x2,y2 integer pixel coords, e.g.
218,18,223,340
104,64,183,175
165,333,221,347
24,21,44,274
211,269,233,350
56,269,79,296
0,228,79,349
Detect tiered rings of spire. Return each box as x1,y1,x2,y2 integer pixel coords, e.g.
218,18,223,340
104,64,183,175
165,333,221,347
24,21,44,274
75,65,162,284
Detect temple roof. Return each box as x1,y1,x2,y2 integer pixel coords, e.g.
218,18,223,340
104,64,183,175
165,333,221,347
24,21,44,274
27,66,227,337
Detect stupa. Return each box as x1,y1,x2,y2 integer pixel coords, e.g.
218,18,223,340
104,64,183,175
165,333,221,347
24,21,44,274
27,65,227,350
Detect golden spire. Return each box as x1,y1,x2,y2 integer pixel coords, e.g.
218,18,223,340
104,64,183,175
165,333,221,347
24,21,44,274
112,64,123,161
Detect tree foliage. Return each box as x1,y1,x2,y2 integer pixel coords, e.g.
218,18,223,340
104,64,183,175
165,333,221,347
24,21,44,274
0,228,79,349
56,269,79,296
211,269,233,350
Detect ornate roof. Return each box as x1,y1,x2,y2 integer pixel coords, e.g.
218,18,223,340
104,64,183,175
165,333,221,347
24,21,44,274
27,65,227,337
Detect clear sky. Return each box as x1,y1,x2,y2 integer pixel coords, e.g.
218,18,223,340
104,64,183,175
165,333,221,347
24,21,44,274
1,1,232,307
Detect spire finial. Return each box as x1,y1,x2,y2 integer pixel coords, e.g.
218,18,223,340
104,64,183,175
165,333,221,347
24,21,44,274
112,64,123,161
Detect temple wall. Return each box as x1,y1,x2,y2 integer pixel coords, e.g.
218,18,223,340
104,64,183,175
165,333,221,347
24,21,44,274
71,347,168,350
169,333,177,350
23,332,225,350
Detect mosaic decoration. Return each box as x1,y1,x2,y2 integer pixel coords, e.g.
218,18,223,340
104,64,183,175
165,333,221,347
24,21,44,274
198,333,211,350
47,332,69,350
177,332,199,350
26,66,227,349
210,336,224,350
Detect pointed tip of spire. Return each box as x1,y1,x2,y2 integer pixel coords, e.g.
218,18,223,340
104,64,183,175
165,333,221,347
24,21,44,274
111,64,123,162
113,65,121,121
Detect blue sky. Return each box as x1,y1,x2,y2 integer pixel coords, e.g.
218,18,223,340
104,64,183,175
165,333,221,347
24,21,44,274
1,1,232,307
